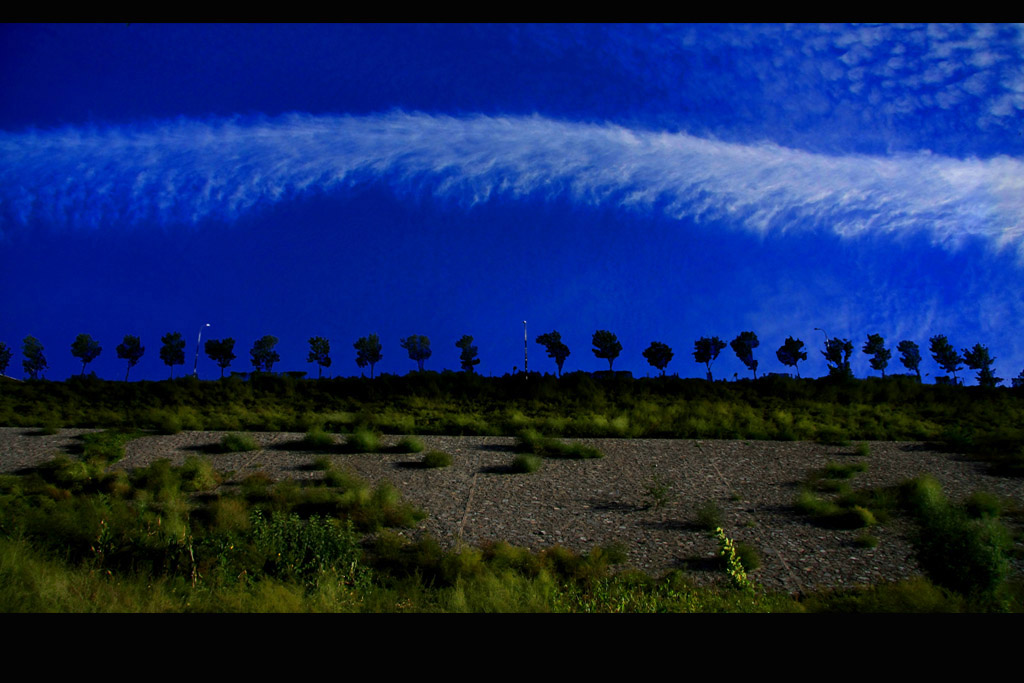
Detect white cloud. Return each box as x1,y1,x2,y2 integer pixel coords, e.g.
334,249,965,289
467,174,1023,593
2,111,1023,259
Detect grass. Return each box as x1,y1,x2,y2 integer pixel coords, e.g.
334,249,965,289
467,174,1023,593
345,428,380,453
510,454,542,473
392,436,425,454
515,428,603,460
695,500,723,531
422,451,452,468
217,433,259,453
644,473,673,509
301,427,336,450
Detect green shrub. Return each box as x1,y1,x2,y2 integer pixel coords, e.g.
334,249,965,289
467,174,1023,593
510,454,542,474
515,429,603,459
422,451,452,468
301,428,336,450
855,442,871,457
735,542,761,571
311,456,333,471
179,456,222,492
219,433,259,453
964,491,1003,519
854,533,879,548
823,461,868,479
695,500,723,531
903,476,1012,596
393,436,425,454
346,429,380,453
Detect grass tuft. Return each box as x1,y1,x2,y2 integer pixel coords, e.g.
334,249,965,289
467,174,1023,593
422,451,452,469
218,433,259,453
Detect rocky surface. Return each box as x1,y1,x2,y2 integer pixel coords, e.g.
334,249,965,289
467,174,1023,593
2,428,1021,594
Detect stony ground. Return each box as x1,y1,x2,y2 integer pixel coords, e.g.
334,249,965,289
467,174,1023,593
3,428,1022,595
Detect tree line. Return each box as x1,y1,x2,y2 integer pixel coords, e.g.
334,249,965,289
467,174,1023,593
0,329,1020,387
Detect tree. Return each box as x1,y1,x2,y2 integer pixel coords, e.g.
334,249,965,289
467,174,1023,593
250,335,280,373
897,340,922,381
693,336,728,381
535,331,570,377
929,335,963,385
400,335,431,372
642,341,674,376
307,336,331,379
963,343,1001,388
22,336,46,380
775,336,807,378
71,333,102,376
730,332,759,379
116,335,145,382
822,337,853,378
455,335,480,373
862,333,891,378
205,338,236,378
354,334,383,378
0,342,11,376
592,330,622,371
160,332,186,379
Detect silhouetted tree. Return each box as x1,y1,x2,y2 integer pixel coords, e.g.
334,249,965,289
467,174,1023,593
536,331,570,377
307,336,331,379
71,333,102,376
205,338,236,378
775,336,807,378
160,332,186,379
897,340,922,381
0,342,11,376
455,335,480,373
116,335,144,382
643,341,674,376
822,338,853,378
250,336,280,373
592,330,622,371
354,334,383,378
963,343,1001,388
693,336,727,381
862,333,891,378
929,335,963,385
22,336,46,380
730,332,759,379
400,335,431,372
1012,369,1024,388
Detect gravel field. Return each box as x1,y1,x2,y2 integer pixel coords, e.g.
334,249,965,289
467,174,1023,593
2,427,1021,595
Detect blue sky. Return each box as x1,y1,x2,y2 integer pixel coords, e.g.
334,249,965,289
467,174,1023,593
2,23,1022,383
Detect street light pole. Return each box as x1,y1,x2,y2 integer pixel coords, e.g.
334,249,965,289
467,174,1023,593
194,323,210,378
523,320,528,378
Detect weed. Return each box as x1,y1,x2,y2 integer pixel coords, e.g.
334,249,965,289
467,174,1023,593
510,454,542,474
823,461,868,479
855,442,871,457
301,428,336,450
735,542,761,572
393,436,425,454
715,528,754,592
644,473,673,510
346,428,380,453
311,456,333,471
695,500,723,531
218,433,259,453
964,491,1003,519
854,533,879,548
422,451,452,469
902,476,1012,596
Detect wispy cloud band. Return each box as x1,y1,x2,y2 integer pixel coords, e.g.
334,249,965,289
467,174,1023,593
2,111,1022,256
